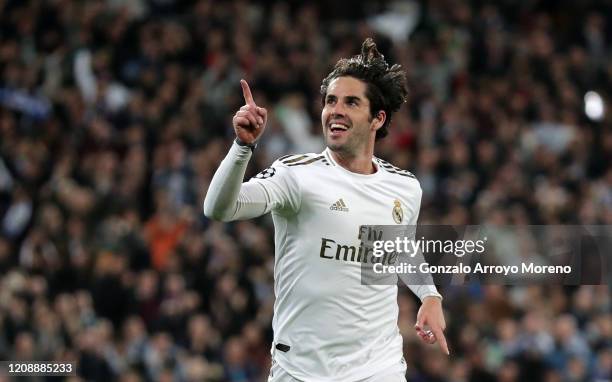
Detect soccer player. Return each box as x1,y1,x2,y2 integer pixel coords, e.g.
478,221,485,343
204,38,447,381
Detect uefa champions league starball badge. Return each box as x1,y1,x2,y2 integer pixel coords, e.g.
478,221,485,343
254,167,276,179
392,199,403,224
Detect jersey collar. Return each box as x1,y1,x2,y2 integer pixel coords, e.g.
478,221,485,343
323,148,384,180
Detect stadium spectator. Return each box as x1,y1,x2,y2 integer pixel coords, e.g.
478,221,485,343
0,0,609,381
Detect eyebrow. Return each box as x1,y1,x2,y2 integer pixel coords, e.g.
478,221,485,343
345,96,361,104
326,94,363,103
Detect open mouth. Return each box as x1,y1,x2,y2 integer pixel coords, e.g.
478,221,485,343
329,123,349,132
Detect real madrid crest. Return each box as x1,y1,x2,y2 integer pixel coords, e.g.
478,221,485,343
392,199,403,224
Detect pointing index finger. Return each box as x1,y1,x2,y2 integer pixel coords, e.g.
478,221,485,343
240,79,256,106
432,327,450,355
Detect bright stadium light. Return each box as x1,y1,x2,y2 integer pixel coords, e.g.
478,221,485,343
584,91,604,121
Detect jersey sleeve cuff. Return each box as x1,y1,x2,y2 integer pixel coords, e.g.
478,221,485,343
230,139,254,163
417,287,443,302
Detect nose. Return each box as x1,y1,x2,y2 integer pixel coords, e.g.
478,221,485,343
327,107,349,126
329,103,346,118
323,99,348,125
330,111,345,121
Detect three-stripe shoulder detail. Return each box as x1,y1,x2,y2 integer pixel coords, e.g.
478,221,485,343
279,154,308,164
277,154,295,162
376,158,416,178
279,154,330,167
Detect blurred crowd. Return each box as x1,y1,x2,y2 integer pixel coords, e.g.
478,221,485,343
0,0,610,381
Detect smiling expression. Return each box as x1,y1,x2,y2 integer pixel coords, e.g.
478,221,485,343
321,76,384,155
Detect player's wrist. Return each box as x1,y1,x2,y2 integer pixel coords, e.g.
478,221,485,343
235,137,258,151
421,293,443,303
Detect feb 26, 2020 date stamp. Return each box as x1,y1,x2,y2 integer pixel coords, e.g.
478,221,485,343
1,361,76,376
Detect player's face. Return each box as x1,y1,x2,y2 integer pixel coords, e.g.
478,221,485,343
321,76,379,154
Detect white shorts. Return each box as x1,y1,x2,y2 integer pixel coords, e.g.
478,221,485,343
267,359,407,382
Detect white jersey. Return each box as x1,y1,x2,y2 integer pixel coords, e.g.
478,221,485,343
204,142,440,381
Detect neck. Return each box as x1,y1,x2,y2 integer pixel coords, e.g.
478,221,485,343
329,145,376,174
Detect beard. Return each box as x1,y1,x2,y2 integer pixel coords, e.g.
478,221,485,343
324,128,367,157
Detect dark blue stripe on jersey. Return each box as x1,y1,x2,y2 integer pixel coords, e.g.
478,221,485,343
287,156,325,166
278,154,294,162
386,170,416,178
281,155,309,164
377,159,416,178
324,151,335,166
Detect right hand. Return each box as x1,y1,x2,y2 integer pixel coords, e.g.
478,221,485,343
232,79,268,145
415,296,449,355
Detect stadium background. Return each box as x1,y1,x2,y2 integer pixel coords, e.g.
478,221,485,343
0,0,610,381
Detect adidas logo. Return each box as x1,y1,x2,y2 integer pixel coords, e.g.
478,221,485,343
330,198,349,212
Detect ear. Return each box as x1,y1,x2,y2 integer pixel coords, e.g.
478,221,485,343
371,110,386,131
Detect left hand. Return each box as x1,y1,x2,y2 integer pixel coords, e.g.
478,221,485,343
415,296,449,355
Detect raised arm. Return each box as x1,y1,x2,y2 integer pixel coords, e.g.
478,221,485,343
203,80,299,221
203,79,269,221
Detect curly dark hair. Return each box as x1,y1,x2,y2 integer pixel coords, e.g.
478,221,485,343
320,38,408,140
